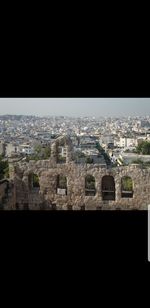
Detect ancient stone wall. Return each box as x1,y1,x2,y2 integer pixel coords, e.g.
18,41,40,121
1,137,150,210
7,161,150,210
0,180,8,207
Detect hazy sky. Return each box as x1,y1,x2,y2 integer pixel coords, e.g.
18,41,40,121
0,98,150,117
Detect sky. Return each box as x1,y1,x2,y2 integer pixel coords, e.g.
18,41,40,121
0,98,150,117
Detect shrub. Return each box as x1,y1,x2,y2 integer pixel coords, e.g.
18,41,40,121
136,141,150,155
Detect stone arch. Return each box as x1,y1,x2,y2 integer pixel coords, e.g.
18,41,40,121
51,203,57,210
23,203,29,210
28,173,40,190
56,174,67,195
102,175,115,200
85,175,96,196
51,135,73,163
121,176,133,198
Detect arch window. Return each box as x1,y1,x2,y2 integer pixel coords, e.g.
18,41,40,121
29,173,40,190
121,176,133,198
57,175,67,195
102,175,115,200
85,175,96,196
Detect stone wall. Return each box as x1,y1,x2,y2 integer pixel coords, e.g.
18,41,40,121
0,179,16,210
1,136,150,210
7,160,150,211
0,180,8,206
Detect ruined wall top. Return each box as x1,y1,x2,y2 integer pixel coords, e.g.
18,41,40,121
7,135,150,179
51,135,74,163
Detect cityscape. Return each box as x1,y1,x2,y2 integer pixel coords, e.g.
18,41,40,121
0,98,150,210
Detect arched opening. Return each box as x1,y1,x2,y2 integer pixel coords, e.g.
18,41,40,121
33,174,40,188
57,145,67,163
96,206,102,210
23,203,29,210
15,203,19,209
121,176,133,198
102,175,115,200
51,203,57,210
56,175,67,195
29,173,40,190
56,139,67,163
85,175,96,196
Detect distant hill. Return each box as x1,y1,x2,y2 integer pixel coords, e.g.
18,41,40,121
0,115,37,120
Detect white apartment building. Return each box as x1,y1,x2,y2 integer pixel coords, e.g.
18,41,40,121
19,144,34,155
119,138,138,148
114,139,120,147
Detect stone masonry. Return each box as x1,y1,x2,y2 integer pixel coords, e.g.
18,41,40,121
0,136,150,210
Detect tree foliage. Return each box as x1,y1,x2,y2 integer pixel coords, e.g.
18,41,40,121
32,174,40,188
85,175,95,189
96,142,102,152
0,156,9,180
86,157,94,164
57,175,67,189
26,145,51,161
136,141,150,155
131,159,150,168
122,177,133,191
75,151,86,158
132,159,144,164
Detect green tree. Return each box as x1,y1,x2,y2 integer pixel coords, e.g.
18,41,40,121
136,141,150,155
43,146,51,159
144,161,150,167
131,159,144,164
58,175,67,189
96,142,103,153
85,175,95,189
34,145,42,154
25,145,51,161
32,174,40,188
0,157,9,180
86,157,94,164
122,177,133,191
76,151,86,158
